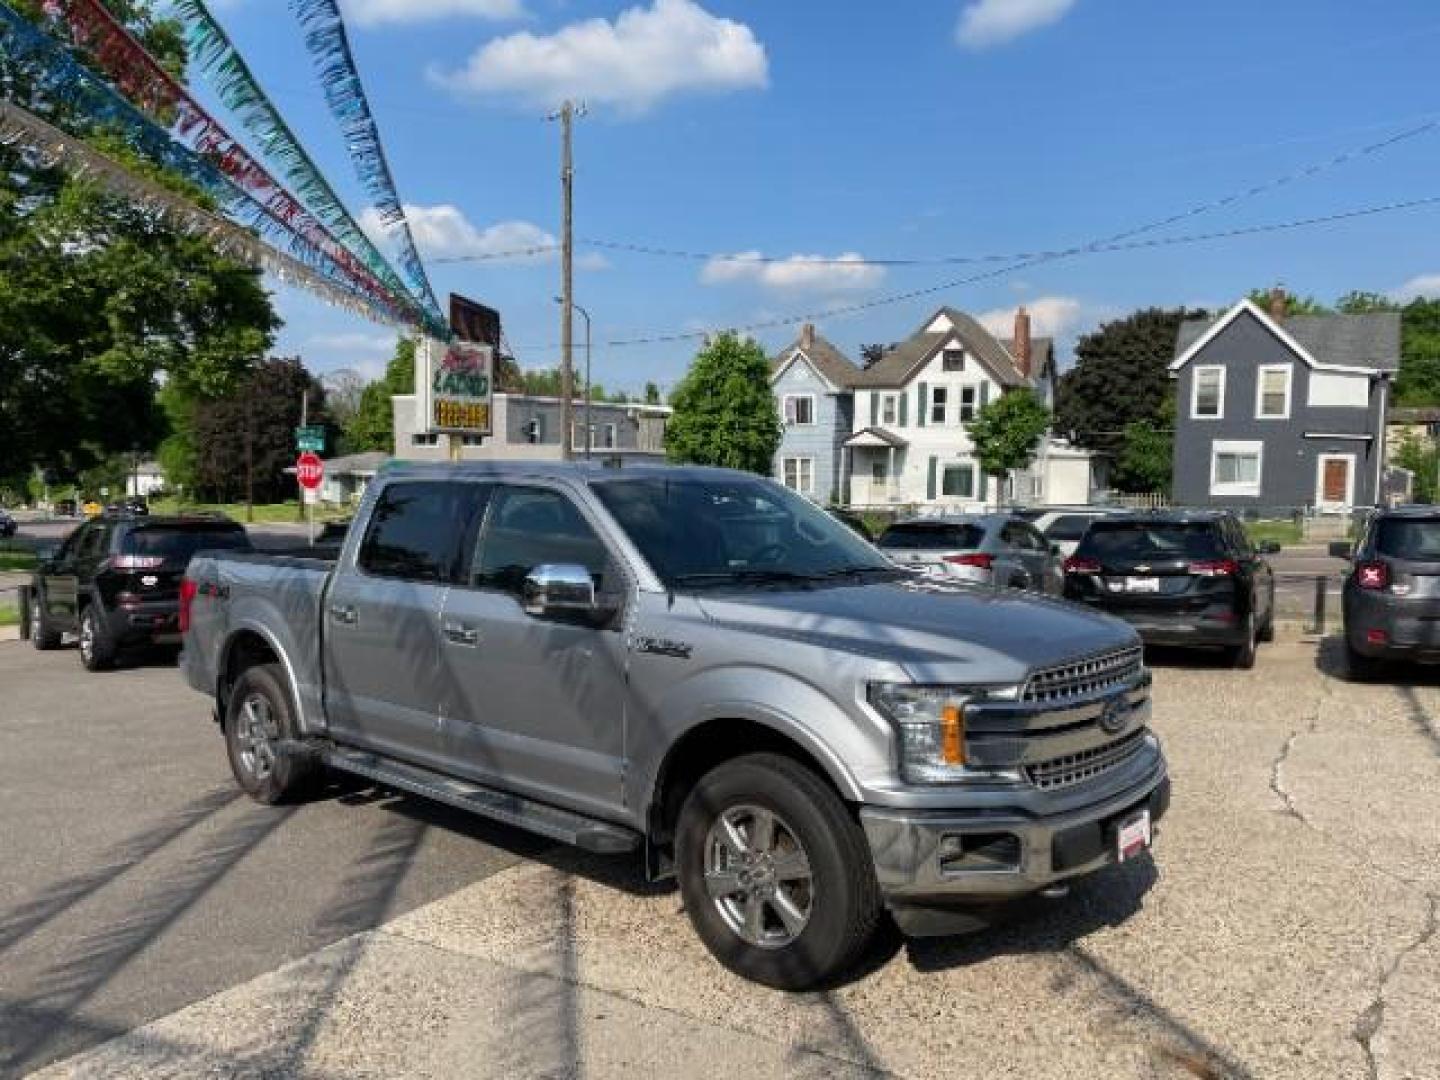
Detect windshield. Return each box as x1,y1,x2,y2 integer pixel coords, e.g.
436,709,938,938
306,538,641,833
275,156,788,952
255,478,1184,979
1376,518,1440,560
592,476,893,586
877,522,984,550
1077,521,1223,561
123,525,250,561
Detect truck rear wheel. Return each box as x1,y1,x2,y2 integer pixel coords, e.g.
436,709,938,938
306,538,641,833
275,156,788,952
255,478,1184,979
675,753,882,991
224,663,318,805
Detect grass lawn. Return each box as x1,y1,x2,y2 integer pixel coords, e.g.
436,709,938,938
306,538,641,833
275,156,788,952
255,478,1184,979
1242,519,1305,548
147,498,351,524
0,551,36,571
0,604,18,628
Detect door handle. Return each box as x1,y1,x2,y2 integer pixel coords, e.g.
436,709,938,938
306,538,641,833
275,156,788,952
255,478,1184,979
329,604,358,626
442,621,479,646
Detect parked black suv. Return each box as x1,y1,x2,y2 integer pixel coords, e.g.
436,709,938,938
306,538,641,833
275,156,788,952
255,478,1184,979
1062,511,1278,668
1338,506,1440,678
26,513,251,670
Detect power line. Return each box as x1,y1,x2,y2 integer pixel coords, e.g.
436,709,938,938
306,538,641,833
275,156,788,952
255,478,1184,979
508,193,1440,352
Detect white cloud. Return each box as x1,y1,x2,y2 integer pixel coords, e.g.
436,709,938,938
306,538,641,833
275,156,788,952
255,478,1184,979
1393,273,1440,302
341,0,524,26
363,204,558,262
976,296,1086,340
429,0,768,113
956,0,1076,49
306,331,398,353
700,251,885,292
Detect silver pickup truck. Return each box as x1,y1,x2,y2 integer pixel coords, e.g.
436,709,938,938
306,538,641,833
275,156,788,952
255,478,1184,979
182,461,1168,990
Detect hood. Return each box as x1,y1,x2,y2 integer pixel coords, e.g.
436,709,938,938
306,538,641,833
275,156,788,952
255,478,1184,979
694,576,1136,685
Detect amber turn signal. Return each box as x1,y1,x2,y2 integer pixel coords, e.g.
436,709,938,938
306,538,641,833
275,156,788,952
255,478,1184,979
941,704,965,765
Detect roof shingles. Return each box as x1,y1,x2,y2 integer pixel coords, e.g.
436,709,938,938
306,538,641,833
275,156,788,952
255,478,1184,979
1175,308,1401,371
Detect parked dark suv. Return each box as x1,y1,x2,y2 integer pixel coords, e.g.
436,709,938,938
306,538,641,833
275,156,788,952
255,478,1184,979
1062,511,1278,668
27,513,251,670
1339,506,1440,678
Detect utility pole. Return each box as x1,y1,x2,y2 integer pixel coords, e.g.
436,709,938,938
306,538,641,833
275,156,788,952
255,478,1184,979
549,100,584,460
244,393,254,524
297,388,308,523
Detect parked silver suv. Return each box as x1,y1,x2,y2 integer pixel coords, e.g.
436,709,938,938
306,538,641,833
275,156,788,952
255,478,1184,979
181,462,1168,989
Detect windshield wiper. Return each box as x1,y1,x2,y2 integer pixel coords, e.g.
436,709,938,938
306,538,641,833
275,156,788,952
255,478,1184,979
811,564,904,580
669,568,822,589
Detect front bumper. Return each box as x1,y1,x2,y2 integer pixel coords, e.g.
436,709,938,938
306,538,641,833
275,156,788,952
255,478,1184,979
860,751,1169,936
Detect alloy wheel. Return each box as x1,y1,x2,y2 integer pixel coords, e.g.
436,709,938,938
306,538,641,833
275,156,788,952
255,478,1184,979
235,694,279,782
703,804,813,950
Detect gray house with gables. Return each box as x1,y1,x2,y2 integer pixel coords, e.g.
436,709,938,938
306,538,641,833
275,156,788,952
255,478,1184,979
1170,292,1400,511
770,324,861,503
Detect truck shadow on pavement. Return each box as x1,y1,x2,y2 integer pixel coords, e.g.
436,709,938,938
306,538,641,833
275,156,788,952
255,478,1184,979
1312,636,1440,756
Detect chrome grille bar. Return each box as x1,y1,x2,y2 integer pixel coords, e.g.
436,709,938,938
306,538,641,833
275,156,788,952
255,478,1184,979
1022,646,1144,703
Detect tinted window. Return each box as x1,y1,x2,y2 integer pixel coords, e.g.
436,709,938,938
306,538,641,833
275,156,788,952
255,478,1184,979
1078,522,1224,561
359,482,478,582
1004,523,1048,552
472,486,612,594
594,476,887,584
1376,518,1440,559
123,525,249,561
878,523,984,550
1044,514,1100,543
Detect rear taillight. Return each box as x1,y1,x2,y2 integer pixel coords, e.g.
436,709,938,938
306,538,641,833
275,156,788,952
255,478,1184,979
1188,559,1238,577
943,553,994,570
1064,556,1102,575
179,577,199,634
1356,561,1389,591
113,554,165,569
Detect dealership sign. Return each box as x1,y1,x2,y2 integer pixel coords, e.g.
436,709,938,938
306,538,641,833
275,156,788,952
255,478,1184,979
419,337,493,436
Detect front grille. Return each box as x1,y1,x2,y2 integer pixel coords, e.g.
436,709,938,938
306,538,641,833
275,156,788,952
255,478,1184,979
1023,646,1144,703
1026,729,1148,791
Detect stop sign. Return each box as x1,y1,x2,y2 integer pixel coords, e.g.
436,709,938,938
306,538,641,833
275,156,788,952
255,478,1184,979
296,451,324,491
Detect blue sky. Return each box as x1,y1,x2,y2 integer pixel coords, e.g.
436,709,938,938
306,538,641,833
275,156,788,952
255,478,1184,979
191,0,1440,393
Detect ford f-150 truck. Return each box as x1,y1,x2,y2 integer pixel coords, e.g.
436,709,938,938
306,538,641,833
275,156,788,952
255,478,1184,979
182,461,1168,990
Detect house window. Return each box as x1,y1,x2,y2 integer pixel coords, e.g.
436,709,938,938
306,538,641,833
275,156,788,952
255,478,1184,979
881,394,898,426
1192,366,1225,419
783,395,815,426
930,386,948,424
941,463,975,499
1210,440,1263,497
782,457,814,495
959,386,978,422
411,433,440,447
942,348,965,372
1256,364,1292,419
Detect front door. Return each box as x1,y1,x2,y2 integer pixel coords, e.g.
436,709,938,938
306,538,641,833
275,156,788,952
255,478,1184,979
323,480,485,769
439,482,629,820
1317,454,1354,511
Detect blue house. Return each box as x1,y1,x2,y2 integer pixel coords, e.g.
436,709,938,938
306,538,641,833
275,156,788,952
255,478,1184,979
770,324,862,503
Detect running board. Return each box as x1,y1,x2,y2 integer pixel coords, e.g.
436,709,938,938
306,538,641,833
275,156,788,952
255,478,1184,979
321,747,640,854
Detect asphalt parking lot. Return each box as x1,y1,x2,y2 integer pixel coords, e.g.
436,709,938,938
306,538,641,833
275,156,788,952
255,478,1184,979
2,634,1437,1079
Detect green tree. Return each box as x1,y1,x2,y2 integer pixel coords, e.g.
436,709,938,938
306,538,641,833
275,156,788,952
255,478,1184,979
1395,298,1440,406
346,338,416,452
1114,397,1175,494
1055,307,1204,456
665,333,781,474
1247,289,1330,317
1336,291,1399,314
969,389,1050,500
1393,432,1440,503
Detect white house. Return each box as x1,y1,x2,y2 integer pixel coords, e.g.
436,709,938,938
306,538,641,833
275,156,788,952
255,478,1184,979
844,306,1097,509
125,461,166,499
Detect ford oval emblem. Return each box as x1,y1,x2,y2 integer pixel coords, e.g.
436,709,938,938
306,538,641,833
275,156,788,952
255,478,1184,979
1099,696,1130,735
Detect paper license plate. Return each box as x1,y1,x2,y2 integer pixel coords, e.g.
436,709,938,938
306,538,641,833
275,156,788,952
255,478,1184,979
1116,809,1152,862
1125,576,1160,593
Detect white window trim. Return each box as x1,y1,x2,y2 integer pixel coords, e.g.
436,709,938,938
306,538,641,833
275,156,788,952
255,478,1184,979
1191,365,1226,420
1255,363,1293,420
941,462,976,499
959,385,978,422
1209,439,1263,497
930,385,948,425
942,347,965,372
782,456,815,496
1315,452,1356,510
881,393,898,426
782,393,817,427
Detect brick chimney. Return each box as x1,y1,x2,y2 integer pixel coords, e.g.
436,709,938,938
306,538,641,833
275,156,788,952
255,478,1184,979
800,322,815,350
1013,306,1033,379
1268,285,1287,321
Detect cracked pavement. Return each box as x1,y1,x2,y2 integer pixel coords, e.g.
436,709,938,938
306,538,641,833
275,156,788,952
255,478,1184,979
12,636,1440,1079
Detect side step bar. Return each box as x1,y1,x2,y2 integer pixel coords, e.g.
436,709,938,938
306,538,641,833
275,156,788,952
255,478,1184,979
322,746,641,855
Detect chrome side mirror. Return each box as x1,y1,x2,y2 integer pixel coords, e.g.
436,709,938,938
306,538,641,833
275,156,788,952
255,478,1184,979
523,564,600,619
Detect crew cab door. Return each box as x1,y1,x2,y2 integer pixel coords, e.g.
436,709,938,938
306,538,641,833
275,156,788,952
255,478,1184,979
44,523,106,631
322,480,484,770
438,482,629,820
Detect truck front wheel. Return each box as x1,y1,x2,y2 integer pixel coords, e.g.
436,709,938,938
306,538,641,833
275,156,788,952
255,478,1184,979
675,753,882,990
224,663,318,804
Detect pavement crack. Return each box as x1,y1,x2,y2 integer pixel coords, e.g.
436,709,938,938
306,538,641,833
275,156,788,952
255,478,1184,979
1268,723,1316,824
1351,891,1439,1080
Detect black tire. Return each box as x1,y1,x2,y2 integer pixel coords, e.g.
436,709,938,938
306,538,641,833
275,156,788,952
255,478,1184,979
224,662,319,805
78,603,116,671
28,588,61,650
1345,642,1386,683
675,752,882,991
1258,607,1275,644
1226,613,1257,670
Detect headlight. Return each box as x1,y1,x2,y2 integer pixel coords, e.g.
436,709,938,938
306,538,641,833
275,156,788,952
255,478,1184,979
868,682,1023,784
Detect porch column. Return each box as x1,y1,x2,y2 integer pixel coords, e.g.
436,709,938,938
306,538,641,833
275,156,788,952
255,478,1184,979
840,444,850,506
888,446,896,502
